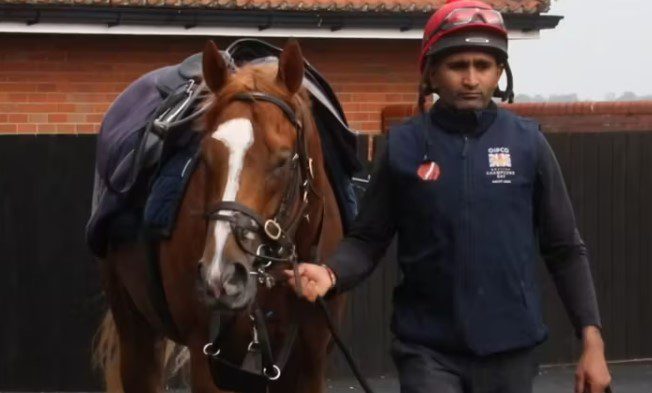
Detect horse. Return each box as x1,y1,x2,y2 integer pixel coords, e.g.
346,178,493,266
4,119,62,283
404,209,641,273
93,39,347,393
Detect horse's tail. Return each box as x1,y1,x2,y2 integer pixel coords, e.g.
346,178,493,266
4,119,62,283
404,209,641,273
163,341,190,383
92,310,190,391
92,311,189,392
92,311,123,392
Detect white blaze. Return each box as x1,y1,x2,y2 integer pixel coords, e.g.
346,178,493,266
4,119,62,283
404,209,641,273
208,118,254,284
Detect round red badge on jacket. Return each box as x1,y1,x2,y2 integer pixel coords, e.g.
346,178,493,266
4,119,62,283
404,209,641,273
417,161,440,181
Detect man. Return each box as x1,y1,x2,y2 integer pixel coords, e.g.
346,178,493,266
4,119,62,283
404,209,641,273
286,1,612,392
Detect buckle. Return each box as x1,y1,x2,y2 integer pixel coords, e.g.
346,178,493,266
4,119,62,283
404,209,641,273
203,343,221,357
263,364,281,381
264,219,282,240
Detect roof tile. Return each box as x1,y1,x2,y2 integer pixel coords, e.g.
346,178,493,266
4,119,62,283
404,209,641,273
0,0,551,13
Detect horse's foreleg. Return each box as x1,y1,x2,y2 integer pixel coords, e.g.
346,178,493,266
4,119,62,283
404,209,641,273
115,323,166,393
296,348,329,393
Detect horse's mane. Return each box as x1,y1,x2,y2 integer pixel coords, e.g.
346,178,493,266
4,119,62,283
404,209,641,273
201,63,312,134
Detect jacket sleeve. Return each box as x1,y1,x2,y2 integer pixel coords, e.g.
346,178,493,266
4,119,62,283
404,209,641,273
535,130,602,337
327,148,397,292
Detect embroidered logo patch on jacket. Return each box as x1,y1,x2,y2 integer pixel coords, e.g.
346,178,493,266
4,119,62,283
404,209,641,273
487,147,515,184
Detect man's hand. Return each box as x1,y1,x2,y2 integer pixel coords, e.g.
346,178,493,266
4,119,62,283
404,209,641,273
284,263,336,302
575,326,611,393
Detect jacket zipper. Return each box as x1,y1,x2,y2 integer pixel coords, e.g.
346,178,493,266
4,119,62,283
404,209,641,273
462,135,470,265
460,135,472,340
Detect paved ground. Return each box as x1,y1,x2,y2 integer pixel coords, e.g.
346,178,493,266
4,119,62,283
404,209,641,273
325,363,652,393
2,362,650,393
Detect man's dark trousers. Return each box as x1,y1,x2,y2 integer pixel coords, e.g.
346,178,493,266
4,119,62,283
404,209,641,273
392,338,539,393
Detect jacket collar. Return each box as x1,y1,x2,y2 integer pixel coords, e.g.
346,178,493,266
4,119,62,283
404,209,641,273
429,100,498,136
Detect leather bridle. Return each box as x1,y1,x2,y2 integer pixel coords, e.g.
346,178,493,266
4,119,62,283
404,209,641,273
203,92,319,282
201,91,322,392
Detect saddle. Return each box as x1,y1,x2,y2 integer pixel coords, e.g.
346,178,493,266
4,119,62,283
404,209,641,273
86,38,362,258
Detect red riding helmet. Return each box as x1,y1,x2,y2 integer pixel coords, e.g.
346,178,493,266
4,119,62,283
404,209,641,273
418,0,514,102
418,0,509,73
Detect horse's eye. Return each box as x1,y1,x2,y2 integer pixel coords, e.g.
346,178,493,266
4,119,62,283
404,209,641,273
237,227,256,241
243,230,256,241
272,150,292,169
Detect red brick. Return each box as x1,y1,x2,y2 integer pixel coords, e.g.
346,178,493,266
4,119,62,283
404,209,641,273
0,103,18,112
350,93,387,103
384,93,404,101
57,103,78,112
0,83,38,93
28,113,48,123
45,93,67,103
342,103,361,112
16,103,59,112
76,124,97,134
4,93,30,101
7,114,29,123
56,124,75,133
69,93,116,103
66,113,87,123
85,114,104,123
27,93,49,102
337,93,352,103
16,124,38,133
359,103,387,112
36,83,58,92
48,113,69,123
38,124,57,133
346,112,372,121
0,124,17,133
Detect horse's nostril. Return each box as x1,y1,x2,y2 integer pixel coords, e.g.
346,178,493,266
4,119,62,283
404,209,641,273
233,262,249,282
223,281,240,296
222,262,249,296
198,263,223,299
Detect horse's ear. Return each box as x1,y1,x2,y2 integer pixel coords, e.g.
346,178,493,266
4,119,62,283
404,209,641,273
277,39,305,95
202,40,228,93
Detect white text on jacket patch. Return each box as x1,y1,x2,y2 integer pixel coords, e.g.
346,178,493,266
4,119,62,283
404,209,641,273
486,147,515,184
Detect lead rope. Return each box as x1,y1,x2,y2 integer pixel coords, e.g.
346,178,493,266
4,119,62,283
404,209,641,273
316,296,374,393
309,214,373,392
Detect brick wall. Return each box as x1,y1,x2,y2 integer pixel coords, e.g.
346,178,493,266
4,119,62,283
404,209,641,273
501,101,652,133
0,34,421,135
382,101,652,134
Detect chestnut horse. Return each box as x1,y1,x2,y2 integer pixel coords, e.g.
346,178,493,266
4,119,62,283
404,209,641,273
94,39,346,393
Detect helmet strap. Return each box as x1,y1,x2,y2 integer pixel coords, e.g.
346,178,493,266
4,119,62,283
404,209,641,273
493,60,514,103
418,57,437,113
